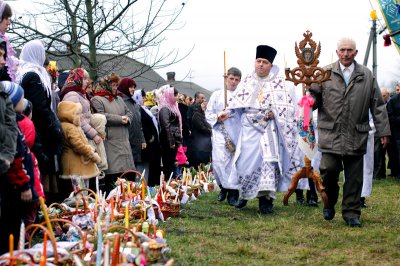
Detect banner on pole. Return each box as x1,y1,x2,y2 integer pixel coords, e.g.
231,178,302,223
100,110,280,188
376,0,400,53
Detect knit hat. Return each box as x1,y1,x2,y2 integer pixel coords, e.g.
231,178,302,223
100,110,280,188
1,81,24,107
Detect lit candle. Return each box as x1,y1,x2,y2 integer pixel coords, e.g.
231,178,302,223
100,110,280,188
18,222,24,250
9,234,13,258
39,197,54,237
124,204,129,229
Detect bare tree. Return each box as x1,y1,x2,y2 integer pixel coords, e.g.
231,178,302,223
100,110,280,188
9,0,189,80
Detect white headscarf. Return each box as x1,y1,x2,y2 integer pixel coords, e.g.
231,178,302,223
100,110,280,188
133,89,159,134
16,40,52,99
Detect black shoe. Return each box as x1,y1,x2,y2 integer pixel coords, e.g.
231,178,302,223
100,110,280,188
306,198,318,207
235,199,247,209
227,190,239,206
323,208,335,220
295,189,305,205
259,197,274,214
306,190,318,207
218,188,227,202
344,217,362,227
360,197,367,208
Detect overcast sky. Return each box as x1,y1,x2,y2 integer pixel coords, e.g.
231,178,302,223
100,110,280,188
11,0,400,92
154,0,400,92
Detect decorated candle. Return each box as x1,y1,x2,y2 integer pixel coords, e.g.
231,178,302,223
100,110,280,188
96,223,102,266
18,222,25,250
104,239,110,266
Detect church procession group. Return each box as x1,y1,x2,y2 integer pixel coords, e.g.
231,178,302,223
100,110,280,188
0,0,396,262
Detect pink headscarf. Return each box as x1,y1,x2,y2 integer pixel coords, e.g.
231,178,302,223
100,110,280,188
158,85,182,131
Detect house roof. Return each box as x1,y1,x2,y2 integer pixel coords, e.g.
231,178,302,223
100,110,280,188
46,53,211,98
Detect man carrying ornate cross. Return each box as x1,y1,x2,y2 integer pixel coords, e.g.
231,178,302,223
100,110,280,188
226,45,303,214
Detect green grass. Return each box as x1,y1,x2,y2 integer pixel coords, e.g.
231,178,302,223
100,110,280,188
159,178,400,266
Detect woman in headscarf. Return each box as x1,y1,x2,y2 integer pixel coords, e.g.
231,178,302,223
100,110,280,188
133,89,161,186
117,78,146,174
91,74,135,194
16,40,62,202
0,1,17,82
157,85,182,179
60,68,104,145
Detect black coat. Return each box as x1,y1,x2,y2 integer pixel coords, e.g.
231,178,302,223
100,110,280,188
20,72,62,174
387,94,400,139
191,108,212,152
140,107,161,186
158,107,182,148
178,102,191,143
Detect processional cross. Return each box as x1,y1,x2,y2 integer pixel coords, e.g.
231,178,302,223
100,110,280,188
283,31,331,207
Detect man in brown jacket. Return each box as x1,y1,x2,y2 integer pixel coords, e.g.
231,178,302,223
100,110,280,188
309,37,390,227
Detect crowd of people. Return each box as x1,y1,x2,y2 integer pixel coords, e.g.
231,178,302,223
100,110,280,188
0,0,399,255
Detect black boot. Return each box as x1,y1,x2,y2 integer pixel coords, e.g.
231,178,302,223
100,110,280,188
235,199,247,209
218,187,227,202
306,190,318,207
227,190,239,206
259,197,274,214
295,189,305,205
360,197,367,208
306,179,318,207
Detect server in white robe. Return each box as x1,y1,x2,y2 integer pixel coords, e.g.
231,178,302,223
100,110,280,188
206,67,242,205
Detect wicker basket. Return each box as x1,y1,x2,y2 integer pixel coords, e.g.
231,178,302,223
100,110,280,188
160,201,180,218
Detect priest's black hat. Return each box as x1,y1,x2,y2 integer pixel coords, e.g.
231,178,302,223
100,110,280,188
256,45,277,63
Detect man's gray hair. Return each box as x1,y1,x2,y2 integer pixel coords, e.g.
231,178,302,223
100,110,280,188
337,37,357,50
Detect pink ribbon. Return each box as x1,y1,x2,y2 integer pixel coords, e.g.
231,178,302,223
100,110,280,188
297,94,315,131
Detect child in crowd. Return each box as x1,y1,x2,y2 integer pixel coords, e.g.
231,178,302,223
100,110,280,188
57,101,101,193
18,99,45,228
0,81,37,254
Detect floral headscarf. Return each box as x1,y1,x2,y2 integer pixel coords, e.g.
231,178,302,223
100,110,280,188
144,91,156,107
59,68,86,100
133,89,144,106
93,74,120,102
